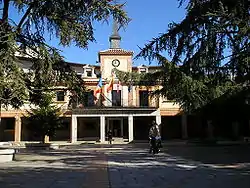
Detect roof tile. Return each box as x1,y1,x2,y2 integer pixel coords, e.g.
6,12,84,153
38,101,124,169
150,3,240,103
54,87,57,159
99,49,133,55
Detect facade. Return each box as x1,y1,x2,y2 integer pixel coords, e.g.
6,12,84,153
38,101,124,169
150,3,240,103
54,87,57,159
0,22,189,144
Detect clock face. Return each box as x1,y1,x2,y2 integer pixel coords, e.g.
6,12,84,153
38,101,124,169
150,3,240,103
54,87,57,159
112,59,120,67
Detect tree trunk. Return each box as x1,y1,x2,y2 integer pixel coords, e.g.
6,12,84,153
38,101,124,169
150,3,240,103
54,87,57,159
2,0,10,23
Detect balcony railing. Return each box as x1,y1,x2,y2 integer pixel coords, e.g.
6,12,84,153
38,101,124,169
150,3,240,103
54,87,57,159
69,98,159,109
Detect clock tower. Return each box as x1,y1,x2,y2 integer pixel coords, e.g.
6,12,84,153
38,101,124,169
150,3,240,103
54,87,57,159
98,18,133,106
98,19,133,79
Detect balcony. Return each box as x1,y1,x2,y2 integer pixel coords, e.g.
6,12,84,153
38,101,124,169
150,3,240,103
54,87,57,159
71,104,158,116
70,97,159,109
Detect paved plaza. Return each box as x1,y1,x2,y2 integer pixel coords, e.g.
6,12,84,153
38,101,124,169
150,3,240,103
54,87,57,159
0,144,250,188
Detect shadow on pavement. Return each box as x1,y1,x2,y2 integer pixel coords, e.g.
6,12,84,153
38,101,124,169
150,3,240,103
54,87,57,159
1,145,250,188
0,147,109,188
105,145,250,188
163,145,250,165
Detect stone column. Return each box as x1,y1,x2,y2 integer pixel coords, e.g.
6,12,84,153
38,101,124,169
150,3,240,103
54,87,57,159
128,115,134,142
156,114,162,136
181,114,188,139
44,135,50,143
14,115,21,142
100,116,105,143
70,115,77,143
156,114,161,125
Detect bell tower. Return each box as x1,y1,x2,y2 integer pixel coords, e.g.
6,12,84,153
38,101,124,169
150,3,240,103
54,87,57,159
109,19,121,49
98,15,134,107
98,18,133,79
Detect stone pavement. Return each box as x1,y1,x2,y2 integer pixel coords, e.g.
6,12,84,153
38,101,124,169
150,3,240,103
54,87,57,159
107,145,250,188
0,145,250,188
0,146,110,188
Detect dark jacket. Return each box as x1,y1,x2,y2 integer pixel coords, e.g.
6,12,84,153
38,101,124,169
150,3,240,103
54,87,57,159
107,131,112,138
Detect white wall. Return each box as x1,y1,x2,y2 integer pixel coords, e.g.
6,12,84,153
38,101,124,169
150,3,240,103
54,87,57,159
101,56,131,79
122,86,128,106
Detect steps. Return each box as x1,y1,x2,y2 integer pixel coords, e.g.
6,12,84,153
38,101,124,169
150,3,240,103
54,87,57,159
110,137,128,144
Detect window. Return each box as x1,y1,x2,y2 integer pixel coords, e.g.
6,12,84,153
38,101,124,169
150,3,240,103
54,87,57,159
83,67,93,77
84,91,94,106
86,71,92,77
56,91,65,101
138,65,148,74
86,68,92,77
139,90,149,107
140,68,147,74
112,90,121,106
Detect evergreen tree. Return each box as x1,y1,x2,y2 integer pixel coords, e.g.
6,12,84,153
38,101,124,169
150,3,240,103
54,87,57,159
26,92,62,143
135,0,249,113
0,0,129,119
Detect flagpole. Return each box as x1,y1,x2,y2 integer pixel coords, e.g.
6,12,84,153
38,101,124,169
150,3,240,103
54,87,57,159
101,92,112,104
100,85,103,106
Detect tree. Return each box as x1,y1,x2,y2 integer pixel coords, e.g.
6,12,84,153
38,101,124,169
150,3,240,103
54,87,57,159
26,92,62,143
0,1,129,124
0,30,27,126
134,0,249,113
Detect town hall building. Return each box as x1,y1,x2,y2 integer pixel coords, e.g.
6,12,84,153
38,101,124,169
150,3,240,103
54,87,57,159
0,22,189,144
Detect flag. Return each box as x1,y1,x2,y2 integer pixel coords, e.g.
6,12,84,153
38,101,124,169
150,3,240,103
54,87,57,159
94,77,103,99
106,73,114,92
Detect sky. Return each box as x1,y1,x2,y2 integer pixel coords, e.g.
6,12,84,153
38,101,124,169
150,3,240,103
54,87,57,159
47,0,186,66
8,0,187,66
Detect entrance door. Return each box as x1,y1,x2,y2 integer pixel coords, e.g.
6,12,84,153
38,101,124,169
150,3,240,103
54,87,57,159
112,120,121,137
107,119,123,137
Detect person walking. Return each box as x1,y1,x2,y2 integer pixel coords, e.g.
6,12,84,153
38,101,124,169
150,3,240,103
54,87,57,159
107,129,113,144
149,120,162,153
149,121,158,154
155,121,162,149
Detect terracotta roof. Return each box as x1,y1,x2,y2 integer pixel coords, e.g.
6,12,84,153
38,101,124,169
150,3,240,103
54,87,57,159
99,49,133,56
